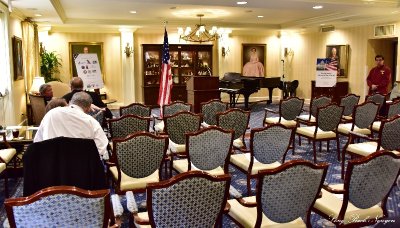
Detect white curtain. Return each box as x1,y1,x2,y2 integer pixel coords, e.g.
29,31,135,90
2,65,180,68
22,19,39,93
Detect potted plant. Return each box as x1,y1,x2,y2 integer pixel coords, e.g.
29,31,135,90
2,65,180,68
40,50,62,82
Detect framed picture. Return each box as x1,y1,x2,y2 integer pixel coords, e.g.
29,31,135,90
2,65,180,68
326,44,350,77
12,36,24,80
69,42,104,79
242,43,266,77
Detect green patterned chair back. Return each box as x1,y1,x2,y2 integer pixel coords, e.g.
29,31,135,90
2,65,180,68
379,115,400,151
217,108,250,140
339,94,360,116
120,103,151,117
387,100,400,118
310,95,332,117
113,132,168,178
108,114,150,139
187,126,233,171
316,104,344,132
164,111,202,144
353,101,379,129
5,186,111,228
251,125,293,164
147,171,230,228
256,161,328,225
201,99,228,125
366,93,386,109
280,97,304,121
163,101,192,117
346,152,400,209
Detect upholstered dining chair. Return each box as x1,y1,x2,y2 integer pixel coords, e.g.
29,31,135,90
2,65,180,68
153,101,192,133
119,102,151,117
217,108,250,152
337,101,379,138
296,103,344,163
200,99,229,127
28,94,46,126
230,124,294,195
132,171,231,228
297,95,332,125
0,131,17,197
228,160,328,228
366,92,386,109
339,93,360,123
314,151,400,227
5,186,116,228
108,132,168,194
372,99,400,132
341,114,400,179
172,126,234,176
164,111,202,176
108,114,151,139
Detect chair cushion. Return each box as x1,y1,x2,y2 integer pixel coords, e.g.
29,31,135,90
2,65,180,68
0,163,6,173
346,142,382,157
372,121,381,132
109,167,159,191
172,159,225,175
297,114,316,123
230,154,281,175
134,212,151,228
337,123,371,135
265,117,297,128
0,148,16,163
201,122,211,128
169,139,186,154
342,115,353,121
313,188,383,225
154,121,164,133
296,127,336,139
233,138,244,148
228,197,306,228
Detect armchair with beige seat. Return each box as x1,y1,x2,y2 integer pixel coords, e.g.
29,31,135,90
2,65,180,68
47,81,70,98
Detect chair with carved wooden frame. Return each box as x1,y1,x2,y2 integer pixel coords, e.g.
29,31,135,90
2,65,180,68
314,151,400,227
339,93,360,123
217,108,250,152
297,95,332,126
119,102,151,117
296,103,344,163
230,124,294,195
200,99,229,127
341,114,400,179
5,186,115,228
132,171,231,228
172,126,234,176
153,101,192,133
28,94,46,126
164,111,202,176
366,92,386,118
0,131,17,197
228,160,328,228
107,132,168,194
372,99,400,132
108,114,151,139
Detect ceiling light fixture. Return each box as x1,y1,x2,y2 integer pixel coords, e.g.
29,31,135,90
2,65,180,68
237,1,247,5
257,15,264,18
129,10,137,14
177,14,225,43
313,5,323,9
34,14,42,17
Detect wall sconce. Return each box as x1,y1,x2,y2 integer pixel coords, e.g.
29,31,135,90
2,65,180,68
124,42,133,57
284,47,294,57
221,46,230,57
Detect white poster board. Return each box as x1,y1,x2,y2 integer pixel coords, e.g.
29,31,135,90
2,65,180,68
316,58,337,87
74,53,104,90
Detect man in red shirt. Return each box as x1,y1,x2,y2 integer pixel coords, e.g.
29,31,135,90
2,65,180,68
367,55,391,95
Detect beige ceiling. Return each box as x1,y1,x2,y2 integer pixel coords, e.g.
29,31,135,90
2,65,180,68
6,0,400,33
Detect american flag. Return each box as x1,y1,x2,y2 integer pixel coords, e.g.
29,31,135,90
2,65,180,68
326,57,338,73
158,28,173,116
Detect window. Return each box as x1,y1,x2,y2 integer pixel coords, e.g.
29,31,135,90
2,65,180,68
0,6,11,96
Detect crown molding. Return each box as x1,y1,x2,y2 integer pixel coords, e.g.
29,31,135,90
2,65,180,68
50,0,66,24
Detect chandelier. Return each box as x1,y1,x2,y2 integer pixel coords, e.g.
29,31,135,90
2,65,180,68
177,14,223,43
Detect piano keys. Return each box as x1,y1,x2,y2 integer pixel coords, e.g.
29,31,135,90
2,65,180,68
219,72,281,109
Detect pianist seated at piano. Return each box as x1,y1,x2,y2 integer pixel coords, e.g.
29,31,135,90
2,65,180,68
243,48,264,77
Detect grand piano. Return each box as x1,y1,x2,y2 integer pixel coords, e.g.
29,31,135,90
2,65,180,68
219,72,281,109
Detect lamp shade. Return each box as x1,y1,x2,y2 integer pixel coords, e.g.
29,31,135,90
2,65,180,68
30,76,45,94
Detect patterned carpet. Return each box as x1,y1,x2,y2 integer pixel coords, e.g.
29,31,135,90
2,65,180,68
1,101,399,227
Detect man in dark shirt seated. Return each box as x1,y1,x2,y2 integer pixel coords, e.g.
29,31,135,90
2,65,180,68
63,77,113,119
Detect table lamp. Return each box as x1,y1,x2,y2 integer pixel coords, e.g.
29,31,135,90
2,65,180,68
30,76,45,94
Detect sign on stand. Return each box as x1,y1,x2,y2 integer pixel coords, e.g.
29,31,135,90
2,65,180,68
74,53,104,90
316,58,337,87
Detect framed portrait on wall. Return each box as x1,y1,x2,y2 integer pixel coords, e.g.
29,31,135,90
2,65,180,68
325,44,350,77
242,43,266,77
12,36,24,80
69,42,104,80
